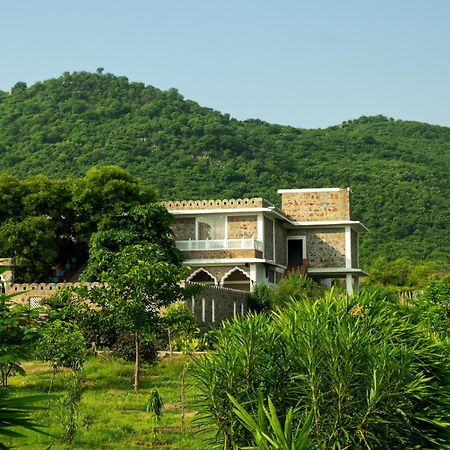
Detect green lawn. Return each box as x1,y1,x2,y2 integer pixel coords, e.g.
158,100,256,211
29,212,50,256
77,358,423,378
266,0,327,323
4,355,214,449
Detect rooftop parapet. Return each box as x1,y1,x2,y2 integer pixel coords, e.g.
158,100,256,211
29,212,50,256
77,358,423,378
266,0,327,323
162,197,276,211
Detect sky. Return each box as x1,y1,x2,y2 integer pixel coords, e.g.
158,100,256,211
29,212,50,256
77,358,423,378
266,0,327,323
1,0,449,129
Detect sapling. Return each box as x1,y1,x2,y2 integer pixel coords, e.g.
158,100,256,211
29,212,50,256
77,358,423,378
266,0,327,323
146,389,164,441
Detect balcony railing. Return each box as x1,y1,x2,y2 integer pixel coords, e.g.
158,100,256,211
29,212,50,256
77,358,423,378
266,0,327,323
176,239,264,252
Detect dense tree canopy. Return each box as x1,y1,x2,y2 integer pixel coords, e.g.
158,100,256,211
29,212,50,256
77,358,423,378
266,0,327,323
0,166,156,281
0,71,449,264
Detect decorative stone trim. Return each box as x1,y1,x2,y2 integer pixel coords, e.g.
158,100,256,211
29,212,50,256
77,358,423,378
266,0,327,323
162,198,275,210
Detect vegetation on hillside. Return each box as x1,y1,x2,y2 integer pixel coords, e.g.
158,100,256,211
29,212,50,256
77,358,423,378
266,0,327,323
0,71,449,264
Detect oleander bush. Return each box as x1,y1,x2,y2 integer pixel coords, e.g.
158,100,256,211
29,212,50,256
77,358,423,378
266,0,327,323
193,290,450,449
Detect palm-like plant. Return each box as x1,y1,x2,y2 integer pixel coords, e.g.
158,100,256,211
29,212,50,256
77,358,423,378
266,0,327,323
229,392,321,450
0,390,48,449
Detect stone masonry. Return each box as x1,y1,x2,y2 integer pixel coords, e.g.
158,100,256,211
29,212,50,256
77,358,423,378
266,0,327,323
186,285,249,330
275,220,287,265
280,189,352,221
304,228,346,268
264,217,274,260
171,217,195,240
227,215,257,239
162,198,275,211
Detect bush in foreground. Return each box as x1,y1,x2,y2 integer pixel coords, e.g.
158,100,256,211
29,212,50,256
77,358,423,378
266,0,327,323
193,291,450,449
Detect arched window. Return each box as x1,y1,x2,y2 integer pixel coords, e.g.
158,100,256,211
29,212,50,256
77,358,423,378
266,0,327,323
187,268,217,285
221,267,251,291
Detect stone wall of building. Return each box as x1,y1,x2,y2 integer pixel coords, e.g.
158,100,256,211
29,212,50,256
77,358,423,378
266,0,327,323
302,228,346,268
171,218,196,240
275,220,287,265
264,217,274,260
186,285,249,330
351,229,358,268
280,189,352,221
163,197,274,211
227,215,257,239
182,249,262,260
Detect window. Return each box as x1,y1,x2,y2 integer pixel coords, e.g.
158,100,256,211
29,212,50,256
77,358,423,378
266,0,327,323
198,215,226,240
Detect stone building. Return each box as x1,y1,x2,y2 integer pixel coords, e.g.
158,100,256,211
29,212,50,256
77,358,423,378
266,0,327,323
163,188,367,295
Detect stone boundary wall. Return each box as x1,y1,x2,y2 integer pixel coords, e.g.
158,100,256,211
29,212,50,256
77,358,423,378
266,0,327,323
3,282,106,305
162,198,274,210
186,283,249,330
3,281,249,329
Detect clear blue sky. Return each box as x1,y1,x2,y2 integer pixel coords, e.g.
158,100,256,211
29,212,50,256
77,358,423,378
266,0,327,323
1,0,449,128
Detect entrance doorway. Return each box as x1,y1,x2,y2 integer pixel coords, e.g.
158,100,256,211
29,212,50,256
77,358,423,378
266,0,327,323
287,238,305,267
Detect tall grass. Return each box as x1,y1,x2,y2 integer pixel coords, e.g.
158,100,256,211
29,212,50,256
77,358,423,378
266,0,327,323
193,290,450,448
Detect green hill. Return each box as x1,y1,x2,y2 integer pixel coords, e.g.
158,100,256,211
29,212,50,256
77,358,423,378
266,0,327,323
0,71,449,265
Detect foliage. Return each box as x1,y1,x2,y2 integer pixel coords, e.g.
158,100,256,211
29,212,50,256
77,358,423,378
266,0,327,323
57,369,87,445
162,301,200,352
0,390,48,448
101,243,189,389
0,294,38,386
0,71,449,265
248,283,274,312
0,166,154,282
35,320,87,371
367,256,443,288
84,202,181,280
43,287,119,349
415,275,450,340
193,291,450,449
271,272,324,307
146,389,164,441
229,393,319,450
111,332,159,365
0,216,58,282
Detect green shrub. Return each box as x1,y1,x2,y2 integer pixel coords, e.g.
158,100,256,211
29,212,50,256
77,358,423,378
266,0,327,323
36,320,87,371
193,290,450,449
271,272,324,307
111,332,158,365
415,275,450,339
248,283,273,312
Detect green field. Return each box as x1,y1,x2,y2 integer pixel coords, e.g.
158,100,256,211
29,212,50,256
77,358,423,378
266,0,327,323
5,355,213,449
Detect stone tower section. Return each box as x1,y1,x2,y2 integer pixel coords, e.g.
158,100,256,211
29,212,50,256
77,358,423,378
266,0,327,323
278,188,352,221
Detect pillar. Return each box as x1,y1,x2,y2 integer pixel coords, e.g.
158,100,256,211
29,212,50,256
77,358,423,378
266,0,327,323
354,276,359,293
346,274,353,296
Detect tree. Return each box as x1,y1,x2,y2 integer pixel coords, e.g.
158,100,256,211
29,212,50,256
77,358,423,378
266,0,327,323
83,203,181,280
35,320,87,396
71,166,156,238
102,244,188,390
0,291,39,386
0,268,38,387
0,217,58,282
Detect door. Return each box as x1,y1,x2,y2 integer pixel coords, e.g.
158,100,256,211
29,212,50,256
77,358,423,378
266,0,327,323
287,239,304,267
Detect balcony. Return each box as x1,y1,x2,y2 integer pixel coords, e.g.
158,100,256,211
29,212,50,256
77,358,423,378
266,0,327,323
175,239,264,252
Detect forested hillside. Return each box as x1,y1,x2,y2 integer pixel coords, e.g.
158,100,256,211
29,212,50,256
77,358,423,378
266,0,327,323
0,71,449,264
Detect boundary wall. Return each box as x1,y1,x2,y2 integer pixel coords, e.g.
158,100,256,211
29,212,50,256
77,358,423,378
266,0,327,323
2,281,249,328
